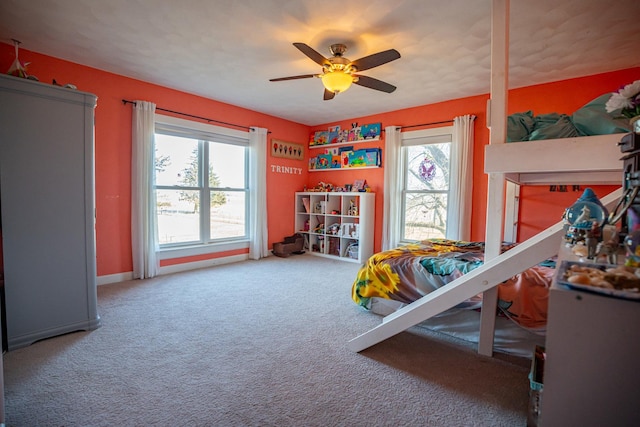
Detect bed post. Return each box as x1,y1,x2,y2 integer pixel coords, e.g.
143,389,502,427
478,0,510,357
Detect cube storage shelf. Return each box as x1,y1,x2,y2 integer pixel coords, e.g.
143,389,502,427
295,192,374,263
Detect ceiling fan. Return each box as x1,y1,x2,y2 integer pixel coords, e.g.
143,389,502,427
270,42,401,100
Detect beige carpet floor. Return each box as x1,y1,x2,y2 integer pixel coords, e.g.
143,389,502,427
3,255,531,426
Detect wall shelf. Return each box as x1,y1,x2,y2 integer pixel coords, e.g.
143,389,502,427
309,136,381,149
309,166,380,172
309,146,382,171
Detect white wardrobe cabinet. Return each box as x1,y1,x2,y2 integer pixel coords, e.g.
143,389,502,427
0,74,101,350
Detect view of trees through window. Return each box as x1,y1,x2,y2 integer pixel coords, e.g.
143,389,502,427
154,133,247,246
176,147,227,211
402,142,450,241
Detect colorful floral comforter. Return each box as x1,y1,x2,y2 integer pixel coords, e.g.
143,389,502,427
351,239,555,329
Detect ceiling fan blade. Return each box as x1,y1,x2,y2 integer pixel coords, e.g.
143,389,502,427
353,75,397,93
269,74,317,82
293,42,331,67
350,49,401,72
323,89,335,101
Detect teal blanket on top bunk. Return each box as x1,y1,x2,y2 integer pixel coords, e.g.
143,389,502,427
508,94,631,142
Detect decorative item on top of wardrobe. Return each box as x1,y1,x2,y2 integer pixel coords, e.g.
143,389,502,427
6,39,32,79
6,38,78,89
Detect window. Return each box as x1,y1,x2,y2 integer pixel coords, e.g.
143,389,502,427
400,127,453,242
154,115,249,249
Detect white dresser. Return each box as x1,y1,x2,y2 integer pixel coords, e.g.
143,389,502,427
541,245,640,426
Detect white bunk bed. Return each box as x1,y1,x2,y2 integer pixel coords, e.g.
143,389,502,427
347,0,625,356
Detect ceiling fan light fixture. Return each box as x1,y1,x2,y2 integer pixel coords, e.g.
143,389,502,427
321,70,353,94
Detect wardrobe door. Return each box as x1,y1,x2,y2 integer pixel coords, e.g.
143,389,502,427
0,74,100,350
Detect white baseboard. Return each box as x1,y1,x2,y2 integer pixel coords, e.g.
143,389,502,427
158,254,248,276
96,254,249,285
97,272,134,286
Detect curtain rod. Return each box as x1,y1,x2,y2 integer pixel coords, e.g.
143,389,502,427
396,119,454,130
122,99,261,132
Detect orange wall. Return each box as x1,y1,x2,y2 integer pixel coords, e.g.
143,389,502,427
2,41,638,276
0,43,309,276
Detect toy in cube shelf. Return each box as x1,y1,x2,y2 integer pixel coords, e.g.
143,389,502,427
346,242,359,259
328,223,340,235
328,238,340,256
347,199,358,216
340,223,359,238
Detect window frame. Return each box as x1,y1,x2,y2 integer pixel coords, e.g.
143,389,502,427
153,114,250,259
399,126,454,244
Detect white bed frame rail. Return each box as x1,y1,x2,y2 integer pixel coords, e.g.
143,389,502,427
485,134,624,186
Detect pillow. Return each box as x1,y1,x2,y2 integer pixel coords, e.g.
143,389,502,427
529,113,580,140
572,94,631,136
507,110,535,142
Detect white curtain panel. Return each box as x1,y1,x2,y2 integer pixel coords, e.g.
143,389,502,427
446,114,476,241
131,101,159,279
382,126,402,250
249,127,269,259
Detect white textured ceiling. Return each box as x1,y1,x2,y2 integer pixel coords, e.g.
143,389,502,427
1,0,639,126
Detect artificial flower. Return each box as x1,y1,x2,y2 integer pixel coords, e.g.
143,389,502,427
605,80,640,119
